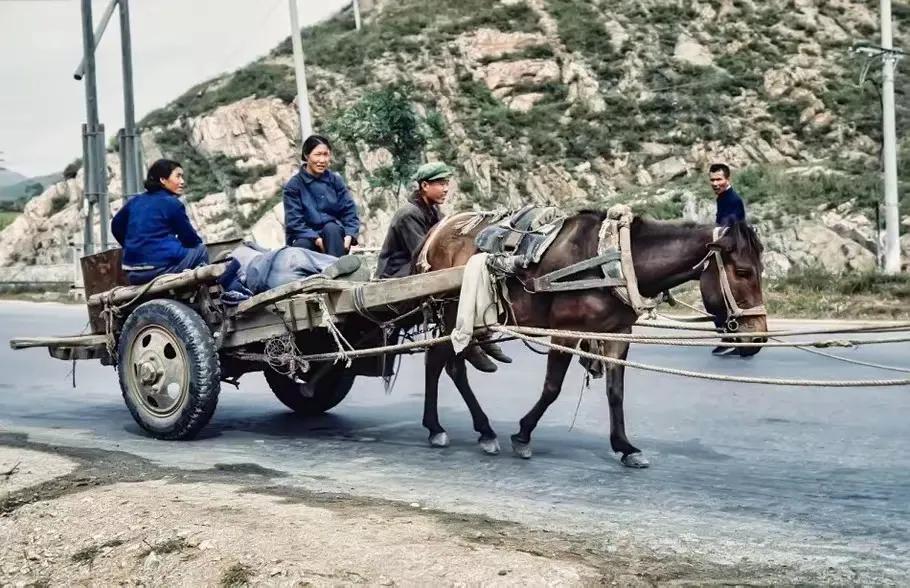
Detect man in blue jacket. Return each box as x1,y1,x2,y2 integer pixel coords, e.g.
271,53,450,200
709,162,746,227
708,162,748,356
283,135,360,257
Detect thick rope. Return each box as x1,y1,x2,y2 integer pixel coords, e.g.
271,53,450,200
770,336,910,374
502,324,910,342
651,300,910,373
492,327,910,388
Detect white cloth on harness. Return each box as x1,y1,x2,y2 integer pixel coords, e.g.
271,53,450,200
451,253,503,354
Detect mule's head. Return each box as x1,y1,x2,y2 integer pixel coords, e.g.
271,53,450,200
698,223,768,356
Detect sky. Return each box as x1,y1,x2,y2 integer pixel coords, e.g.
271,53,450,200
0,0,350,177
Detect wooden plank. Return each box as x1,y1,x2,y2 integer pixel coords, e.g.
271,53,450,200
330,267,464,314
235,276,356,315
87,264,226,307
10,334,109,350
221,296,330,348
220,268,463,348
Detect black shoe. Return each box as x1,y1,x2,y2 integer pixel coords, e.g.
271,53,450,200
323,255,361,280
480,340,513,364
711,345,737,356
464,345,498,373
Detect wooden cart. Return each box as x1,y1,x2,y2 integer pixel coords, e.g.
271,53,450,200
9,244,463,440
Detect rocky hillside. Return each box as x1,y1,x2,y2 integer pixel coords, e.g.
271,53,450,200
2,0,909,277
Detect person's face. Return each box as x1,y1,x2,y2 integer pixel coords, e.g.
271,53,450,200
421,178,450,205
160,167,185,195
709,171,730,196
306,144,331,175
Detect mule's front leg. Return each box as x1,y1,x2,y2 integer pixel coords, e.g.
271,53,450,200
604,341,649,468
424,343,452,447
511,344,573,459
445,357,499,455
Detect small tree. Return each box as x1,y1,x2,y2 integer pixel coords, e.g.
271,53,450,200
329,84,426,202
24,182,44,198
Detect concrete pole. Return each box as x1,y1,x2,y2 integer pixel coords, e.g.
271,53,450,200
288,0,314,143
81,124,94,256
80,0,100,255
118,0,142,199
881,0,902,273
96,122,109,250
353,0,362,31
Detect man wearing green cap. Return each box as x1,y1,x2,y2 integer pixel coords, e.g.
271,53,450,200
377,162,511,372
376,161,452,279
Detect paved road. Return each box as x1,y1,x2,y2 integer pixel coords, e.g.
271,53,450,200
2,301,909,581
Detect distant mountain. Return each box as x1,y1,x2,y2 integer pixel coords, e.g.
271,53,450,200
0,167,28,189
0,172,64,203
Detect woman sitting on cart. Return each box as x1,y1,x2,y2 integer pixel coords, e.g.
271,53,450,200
283,135,360,257
111,159,245,301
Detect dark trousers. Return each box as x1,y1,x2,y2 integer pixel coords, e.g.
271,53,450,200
292,221,346,257
127,243,241,291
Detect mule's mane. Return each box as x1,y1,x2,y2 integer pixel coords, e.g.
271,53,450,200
577,209,763,267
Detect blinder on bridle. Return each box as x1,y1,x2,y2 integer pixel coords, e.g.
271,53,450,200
693,227,767,332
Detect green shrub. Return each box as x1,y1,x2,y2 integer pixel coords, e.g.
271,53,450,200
141,64,295,129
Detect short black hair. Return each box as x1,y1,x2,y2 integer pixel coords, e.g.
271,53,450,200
302,134,332,160
144,159,182,192
709,163,731,178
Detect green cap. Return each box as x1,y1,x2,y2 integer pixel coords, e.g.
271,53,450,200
413,162,453,183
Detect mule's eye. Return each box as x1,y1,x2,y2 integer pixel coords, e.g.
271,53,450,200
734,268,752,277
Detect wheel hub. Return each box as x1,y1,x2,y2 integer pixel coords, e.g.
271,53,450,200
126,326,189,418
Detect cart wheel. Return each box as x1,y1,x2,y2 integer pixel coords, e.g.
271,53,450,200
117,299,220,440
264,363,355,416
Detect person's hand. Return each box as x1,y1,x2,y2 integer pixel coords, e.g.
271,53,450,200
343,235,352,251
315,237,325,252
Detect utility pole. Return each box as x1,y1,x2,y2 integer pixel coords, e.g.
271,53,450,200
118,0,142,199
880,0,902,274
288,0,314,142
353,0,362,31
80,0,108,254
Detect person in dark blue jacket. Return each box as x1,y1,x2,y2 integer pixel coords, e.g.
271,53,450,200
708,162,748,356
708,162,746,227
111,159,245,301
283,135,360,257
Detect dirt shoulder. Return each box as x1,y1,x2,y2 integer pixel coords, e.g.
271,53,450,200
0,437,873,586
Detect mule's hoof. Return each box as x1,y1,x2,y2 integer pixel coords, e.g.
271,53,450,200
510,436,532,459
479,437,500,455
429,432,450,448
621,452,650,468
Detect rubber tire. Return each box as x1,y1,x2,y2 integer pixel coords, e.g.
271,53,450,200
264,363,355,416
117,299,220,440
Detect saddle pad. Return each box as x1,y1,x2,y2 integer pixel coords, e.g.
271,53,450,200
475,206,567,264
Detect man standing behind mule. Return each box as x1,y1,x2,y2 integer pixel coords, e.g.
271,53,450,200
708,162,748,356
708,162,746,227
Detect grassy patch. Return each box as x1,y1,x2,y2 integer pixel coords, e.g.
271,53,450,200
271,1,540,87
153,127,223,201
546,0,623,82
766,268,910,319
141,63,295,129
0,212,19,231
71,539,125,565
734,165,902,218
220,563,254,587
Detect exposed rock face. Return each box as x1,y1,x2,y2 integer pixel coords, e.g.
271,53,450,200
1,0,906,284
674,34,714,67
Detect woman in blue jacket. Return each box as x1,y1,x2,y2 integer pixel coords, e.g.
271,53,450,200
283,135,360,257
112,159,245,300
